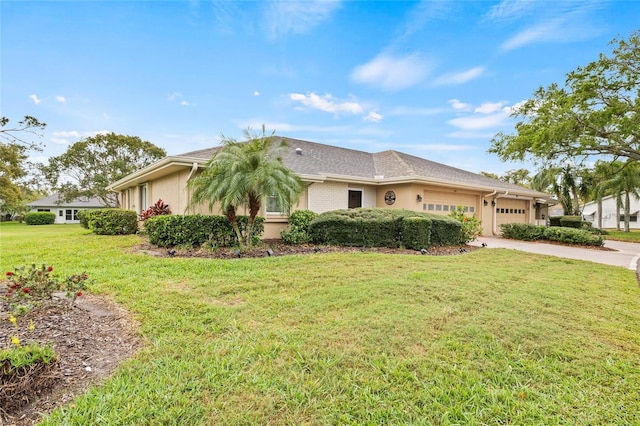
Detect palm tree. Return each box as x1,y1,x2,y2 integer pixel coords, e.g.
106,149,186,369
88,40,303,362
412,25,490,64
531,164,582,215
188,126,303,247
600,160,640,232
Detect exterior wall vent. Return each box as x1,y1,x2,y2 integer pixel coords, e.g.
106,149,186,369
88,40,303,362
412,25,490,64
295,148,302,155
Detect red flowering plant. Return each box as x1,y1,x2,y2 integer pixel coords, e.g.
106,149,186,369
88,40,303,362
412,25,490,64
3,264,92,313
449,206,483,243
138,199,171,222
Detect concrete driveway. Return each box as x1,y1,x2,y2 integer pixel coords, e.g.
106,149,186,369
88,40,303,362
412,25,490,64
469,236,640,271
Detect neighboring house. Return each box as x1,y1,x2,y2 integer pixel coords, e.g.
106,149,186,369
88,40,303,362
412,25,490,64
107,137,555,238
582,195,640,229
27,194,107,224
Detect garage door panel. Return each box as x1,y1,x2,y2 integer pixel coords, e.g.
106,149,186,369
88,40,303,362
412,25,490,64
496,199,528,226
423,192,477,216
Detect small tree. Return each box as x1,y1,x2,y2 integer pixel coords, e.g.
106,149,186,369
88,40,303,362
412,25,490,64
188,126,303,247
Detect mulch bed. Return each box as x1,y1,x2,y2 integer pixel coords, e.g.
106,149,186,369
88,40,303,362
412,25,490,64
0,296,141,426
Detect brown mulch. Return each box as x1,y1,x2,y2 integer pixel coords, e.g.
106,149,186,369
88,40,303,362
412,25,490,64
133,239,480,259
0,241,477,425
0,296,141,426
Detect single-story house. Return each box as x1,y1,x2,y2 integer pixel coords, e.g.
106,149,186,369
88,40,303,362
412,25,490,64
582,194,640,229
27,194,107,224
107,137,555,238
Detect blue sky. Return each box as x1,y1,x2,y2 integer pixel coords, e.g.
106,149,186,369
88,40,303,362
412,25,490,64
2,1,639,175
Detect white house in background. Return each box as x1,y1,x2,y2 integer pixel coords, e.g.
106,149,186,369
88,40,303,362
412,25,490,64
27,194,106,224
582,194,640,229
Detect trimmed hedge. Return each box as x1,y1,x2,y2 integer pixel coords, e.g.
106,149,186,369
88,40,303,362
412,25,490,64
500,223,604,247
144,214,264,247
308,208,462,249
543,227,604,247
24,212,56,225
88,209,138,235
559,216,583,229
77,210,91,229
499,223,546,241
281,210,318,244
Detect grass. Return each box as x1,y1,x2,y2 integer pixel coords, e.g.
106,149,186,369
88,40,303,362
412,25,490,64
605,229,640,242
1,222,640,425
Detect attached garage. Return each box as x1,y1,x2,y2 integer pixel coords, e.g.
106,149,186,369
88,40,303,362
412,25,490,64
422,190,478,216
495,198,529,227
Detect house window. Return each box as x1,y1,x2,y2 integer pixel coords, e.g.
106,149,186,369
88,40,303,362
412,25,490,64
443,205,449,212
428,204,435,211
620,215,638,222
65,209,78,221
348,190,362,209
435,204,442,211
59,210,64,217
37,209,50,212
139,184,148,213
266,195,285,214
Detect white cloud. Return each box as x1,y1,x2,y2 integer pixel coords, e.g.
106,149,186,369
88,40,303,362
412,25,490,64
448,99,472,111
254,91,260,96
265,0,341,39
388,106,446,116
474,102,504,114
351,53,431,91
448,113,509,130
180,100,190,106
56,95,66,103
29,94,41,105
433,66,485,86
484,0,537,22
168,92,182,101
364,111,383,123
289,92,364,115
53,130,82,138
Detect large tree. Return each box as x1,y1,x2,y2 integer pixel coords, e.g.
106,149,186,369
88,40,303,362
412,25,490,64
188,126,303,247
0,116,46,211
490,30,640,164
42,132,166,207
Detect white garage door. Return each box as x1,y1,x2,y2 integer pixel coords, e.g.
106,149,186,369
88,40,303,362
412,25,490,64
423,191,477,216
496,198,528,227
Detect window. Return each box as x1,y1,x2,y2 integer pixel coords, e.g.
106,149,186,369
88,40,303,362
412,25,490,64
59,210,64,217
348,190,362,209
37,209,50,212
266,195,285,214
435,204,442,211
469,206,475,213
620,215,638,223
443,205,449,212
65,209,78,221
428,204,435,211
139,184,148,212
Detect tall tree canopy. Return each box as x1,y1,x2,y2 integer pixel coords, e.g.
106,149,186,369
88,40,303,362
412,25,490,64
188,126,304,247
490,30,640,163
0,116,46,211
42,132,166,207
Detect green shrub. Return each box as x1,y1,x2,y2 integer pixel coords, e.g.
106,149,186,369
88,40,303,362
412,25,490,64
309,208,462,249
401,217,432,250
24,212,55,225
144,214,264,248
549,216,562,227
500,223,546,241
88,209,138,235
543,227,604,247
76,210,91,229
559,216,584,229
448,206,482,243
281,210,318,244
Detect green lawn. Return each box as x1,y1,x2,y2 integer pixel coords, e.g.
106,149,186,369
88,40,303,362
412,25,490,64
2,223,640,425
605,229,640,243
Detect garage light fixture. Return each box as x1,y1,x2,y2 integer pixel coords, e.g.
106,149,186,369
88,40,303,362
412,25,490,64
416,194,423,202
484,200,488,206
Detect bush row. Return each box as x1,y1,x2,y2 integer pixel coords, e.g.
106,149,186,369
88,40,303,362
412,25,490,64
144,214,264,248
500,223,604,246
308,208,463,249
77,209,138,235
24,212,55,225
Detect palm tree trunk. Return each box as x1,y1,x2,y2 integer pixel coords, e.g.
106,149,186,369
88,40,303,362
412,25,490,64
625,192,631,232
597,197,603,229
225,205,244,247
616,194,622,231
246,194,261,246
